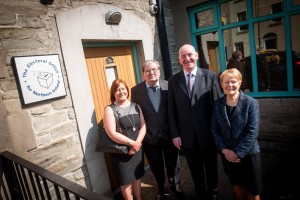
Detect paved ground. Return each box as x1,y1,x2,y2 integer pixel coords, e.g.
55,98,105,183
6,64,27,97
141,154,300,200
141,155,235,200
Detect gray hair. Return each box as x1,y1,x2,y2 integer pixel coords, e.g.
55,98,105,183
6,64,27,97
142,60,160,72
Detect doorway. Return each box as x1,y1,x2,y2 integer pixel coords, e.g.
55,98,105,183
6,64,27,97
84,45,139,198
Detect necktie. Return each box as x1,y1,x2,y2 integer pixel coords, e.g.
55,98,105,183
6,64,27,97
187,73,193,97
150,86,157,92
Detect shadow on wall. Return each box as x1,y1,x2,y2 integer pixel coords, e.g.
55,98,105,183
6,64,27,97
0,97,9,153
85,110,113,198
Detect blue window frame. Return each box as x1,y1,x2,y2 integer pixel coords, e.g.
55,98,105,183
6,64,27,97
188,0,300,97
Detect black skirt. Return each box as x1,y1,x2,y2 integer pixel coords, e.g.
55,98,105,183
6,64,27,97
221,153,262,195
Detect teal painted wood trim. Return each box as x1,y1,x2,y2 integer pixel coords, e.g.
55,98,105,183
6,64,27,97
131,45,142,83
82,42,142,83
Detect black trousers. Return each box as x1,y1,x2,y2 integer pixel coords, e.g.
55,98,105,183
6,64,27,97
143,139,179,194
184,147,219,200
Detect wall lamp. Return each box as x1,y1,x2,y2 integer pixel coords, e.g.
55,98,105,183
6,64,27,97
105,9,122,25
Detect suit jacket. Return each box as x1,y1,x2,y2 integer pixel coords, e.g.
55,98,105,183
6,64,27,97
168,68,221,149
211,91,260,159
131,80,170,145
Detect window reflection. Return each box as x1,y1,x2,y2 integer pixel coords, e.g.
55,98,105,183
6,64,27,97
291,14,300,90
292,0,300,6
196,9,214,28
196,33,221,75
220,0,247,25
254,18,287,91
223,27,251,91
252,0,283,18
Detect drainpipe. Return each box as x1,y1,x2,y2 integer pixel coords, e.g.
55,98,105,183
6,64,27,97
153,0,173,79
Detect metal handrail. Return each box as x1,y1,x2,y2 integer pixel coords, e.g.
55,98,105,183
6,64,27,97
0,151,111,200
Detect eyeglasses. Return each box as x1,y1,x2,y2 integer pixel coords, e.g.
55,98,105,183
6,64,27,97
144,67,160,74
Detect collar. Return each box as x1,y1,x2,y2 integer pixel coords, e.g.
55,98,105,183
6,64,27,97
183,67,197,77
146,81,160,88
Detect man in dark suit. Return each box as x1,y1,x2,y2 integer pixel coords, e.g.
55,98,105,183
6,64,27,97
131,60,183,200
168,44,221,200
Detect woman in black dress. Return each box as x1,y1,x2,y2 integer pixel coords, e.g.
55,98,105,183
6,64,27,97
103,79,146,200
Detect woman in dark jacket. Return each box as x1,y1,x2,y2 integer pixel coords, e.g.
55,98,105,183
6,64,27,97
211,68,262,200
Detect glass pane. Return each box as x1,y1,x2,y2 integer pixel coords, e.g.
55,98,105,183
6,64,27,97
196,33,221,75
196,9,214,28
291,14,300,90
292,0,300,6
252,0,283,18
220,0,247,25
254,18,287,91
223,27,251,91
106,66,117,88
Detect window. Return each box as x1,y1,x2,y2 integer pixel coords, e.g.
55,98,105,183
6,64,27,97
272,2,282,23
237,11,248,31
290,14,300,90
264,33,278,50
188,0,300,97
235,42,244,56
196,9,215,28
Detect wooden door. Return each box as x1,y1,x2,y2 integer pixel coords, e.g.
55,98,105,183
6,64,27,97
84,46,137,124
207,41,219,74
84,46,137,199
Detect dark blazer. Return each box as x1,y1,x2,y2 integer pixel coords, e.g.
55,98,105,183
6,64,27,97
131,80,170,145
211,92,260,159
168,68,221,149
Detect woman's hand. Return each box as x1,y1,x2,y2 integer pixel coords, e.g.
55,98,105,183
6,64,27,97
127,139,142,155
221,148,241,163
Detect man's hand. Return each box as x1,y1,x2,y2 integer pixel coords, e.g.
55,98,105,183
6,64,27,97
172,137,182,150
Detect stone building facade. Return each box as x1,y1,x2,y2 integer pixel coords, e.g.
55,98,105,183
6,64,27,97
0,0,178,197
1,0,300,199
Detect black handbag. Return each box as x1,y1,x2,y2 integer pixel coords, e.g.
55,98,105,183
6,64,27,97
95,105,129,154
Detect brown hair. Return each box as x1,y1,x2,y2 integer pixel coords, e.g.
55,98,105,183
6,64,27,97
110,79,129,103
231,51,242,60
219,68,242,84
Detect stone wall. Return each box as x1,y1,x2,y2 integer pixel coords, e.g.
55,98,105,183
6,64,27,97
0,0,159,192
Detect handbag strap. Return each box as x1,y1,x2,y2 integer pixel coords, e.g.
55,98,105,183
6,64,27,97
109,104,122,131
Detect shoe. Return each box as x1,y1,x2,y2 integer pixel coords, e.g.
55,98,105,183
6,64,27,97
170,184,184,199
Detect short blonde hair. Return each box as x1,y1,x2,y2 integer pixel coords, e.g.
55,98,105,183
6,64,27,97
219,68,242,84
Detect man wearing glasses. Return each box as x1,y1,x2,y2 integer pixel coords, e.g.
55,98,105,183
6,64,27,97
131,60,183,200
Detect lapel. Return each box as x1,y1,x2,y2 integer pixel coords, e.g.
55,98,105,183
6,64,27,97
230,91,244,120
190,68,204,105
158,80,167,112
221,92,245,127
220,96,231,127
179,71,190,98
140,82,157,112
